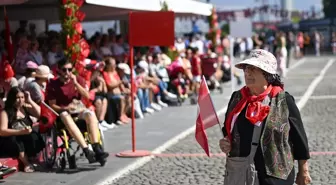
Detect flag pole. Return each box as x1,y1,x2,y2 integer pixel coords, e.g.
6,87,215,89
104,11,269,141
201,75,225,138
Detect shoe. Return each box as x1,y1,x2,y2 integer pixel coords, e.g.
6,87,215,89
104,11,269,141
145,107,155,114
158,100,168,107
166,92,177,99
100,120,115,129
0,165,16,178
84,150,96,164
98,124,108,132
151,103,161,111
93,145,109,161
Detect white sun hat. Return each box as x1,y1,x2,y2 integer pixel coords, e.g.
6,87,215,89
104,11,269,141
235,49,277,74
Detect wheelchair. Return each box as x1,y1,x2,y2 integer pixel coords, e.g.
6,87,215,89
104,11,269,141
41,116,105,171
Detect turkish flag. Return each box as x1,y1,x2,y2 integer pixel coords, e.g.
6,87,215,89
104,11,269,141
195,76,220,157
39,102,58,133
4,8,14,63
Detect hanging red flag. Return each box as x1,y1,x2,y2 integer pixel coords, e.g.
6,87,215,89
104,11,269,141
3,7,14,63
195,76,220,157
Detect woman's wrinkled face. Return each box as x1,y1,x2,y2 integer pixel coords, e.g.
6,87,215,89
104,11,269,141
15,92,25,108
243,64,267,88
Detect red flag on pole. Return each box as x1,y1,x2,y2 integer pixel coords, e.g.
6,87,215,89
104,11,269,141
39,102,58,133
195,76,220,157
3,7,14,63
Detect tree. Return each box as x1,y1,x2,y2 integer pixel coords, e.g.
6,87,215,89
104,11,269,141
323,0,336,18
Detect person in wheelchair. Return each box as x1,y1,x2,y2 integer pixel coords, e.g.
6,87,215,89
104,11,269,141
46,59,108,164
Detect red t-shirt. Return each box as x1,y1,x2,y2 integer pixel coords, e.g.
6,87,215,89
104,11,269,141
191,56,201,76
46,76,86,107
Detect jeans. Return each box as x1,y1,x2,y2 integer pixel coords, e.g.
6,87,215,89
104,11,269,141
157,80,168,97
137,89,150,112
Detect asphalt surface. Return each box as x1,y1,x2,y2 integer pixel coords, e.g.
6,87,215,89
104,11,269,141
2,56,335,185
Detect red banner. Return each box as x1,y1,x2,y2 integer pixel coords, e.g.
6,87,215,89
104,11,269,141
129,11,175,46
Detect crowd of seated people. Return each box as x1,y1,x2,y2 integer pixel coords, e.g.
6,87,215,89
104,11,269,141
0,24,232,176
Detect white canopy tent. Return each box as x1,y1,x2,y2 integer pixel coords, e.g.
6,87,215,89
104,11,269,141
0,0,213,22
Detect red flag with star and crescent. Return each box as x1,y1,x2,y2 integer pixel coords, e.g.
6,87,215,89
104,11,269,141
195,76,220,157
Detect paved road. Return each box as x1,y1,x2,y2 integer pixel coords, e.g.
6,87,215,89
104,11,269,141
110,56,336,185
2,56,335,185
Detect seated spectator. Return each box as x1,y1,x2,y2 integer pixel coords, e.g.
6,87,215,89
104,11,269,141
134,64,154,114
179,52,193,81
117,63,144,118
14,36,31,79
28,39,43,65
0,162,16,178
103,57,130,124
18,61,38,89
100,34,113,57
88,37,103,61
111,35,126,57
137,60,162,111
47,41,64,68
90,71,114,130
47,59,108,164
0,87,44,172
25,65,54,104
150,55,177,100
172,72,190,99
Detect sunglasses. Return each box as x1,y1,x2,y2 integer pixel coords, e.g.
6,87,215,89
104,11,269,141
61,68,73,72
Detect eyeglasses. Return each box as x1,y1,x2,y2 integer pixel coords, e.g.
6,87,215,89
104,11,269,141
62,68,73,72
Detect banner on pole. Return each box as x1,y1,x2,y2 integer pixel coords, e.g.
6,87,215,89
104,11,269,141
129,11,175,46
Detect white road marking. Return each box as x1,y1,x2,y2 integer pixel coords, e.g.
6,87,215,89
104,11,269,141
294,95,336,100
287,58,306,72
296,59,334,110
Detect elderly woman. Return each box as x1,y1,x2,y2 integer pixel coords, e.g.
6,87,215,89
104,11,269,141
219,49,311,185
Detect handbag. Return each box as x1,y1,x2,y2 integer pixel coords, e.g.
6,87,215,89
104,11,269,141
11,119,30,130
224,97,271,185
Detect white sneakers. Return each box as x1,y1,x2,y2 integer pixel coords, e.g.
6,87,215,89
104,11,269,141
145,107,155,114
158,100,168,107
151,103,162,111
166,92,177,99
99,120,116,131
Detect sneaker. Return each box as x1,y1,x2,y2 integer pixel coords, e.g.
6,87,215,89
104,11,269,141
98,124,108,132
151,103,162,111
145,107,155,114
100,121,115,129
158,100,168,107
166,92,177,99
0,165,16,178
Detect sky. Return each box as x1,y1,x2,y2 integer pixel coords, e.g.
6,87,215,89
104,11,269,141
209,0,323,11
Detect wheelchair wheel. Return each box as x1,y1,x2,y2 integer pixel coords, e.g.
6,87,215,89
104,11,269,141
67,151,77,169
56,151,66,170
42,126,58,169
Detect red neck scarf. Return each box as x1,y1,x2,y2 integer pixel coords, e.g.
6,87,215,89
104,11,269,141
225,85,283,141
